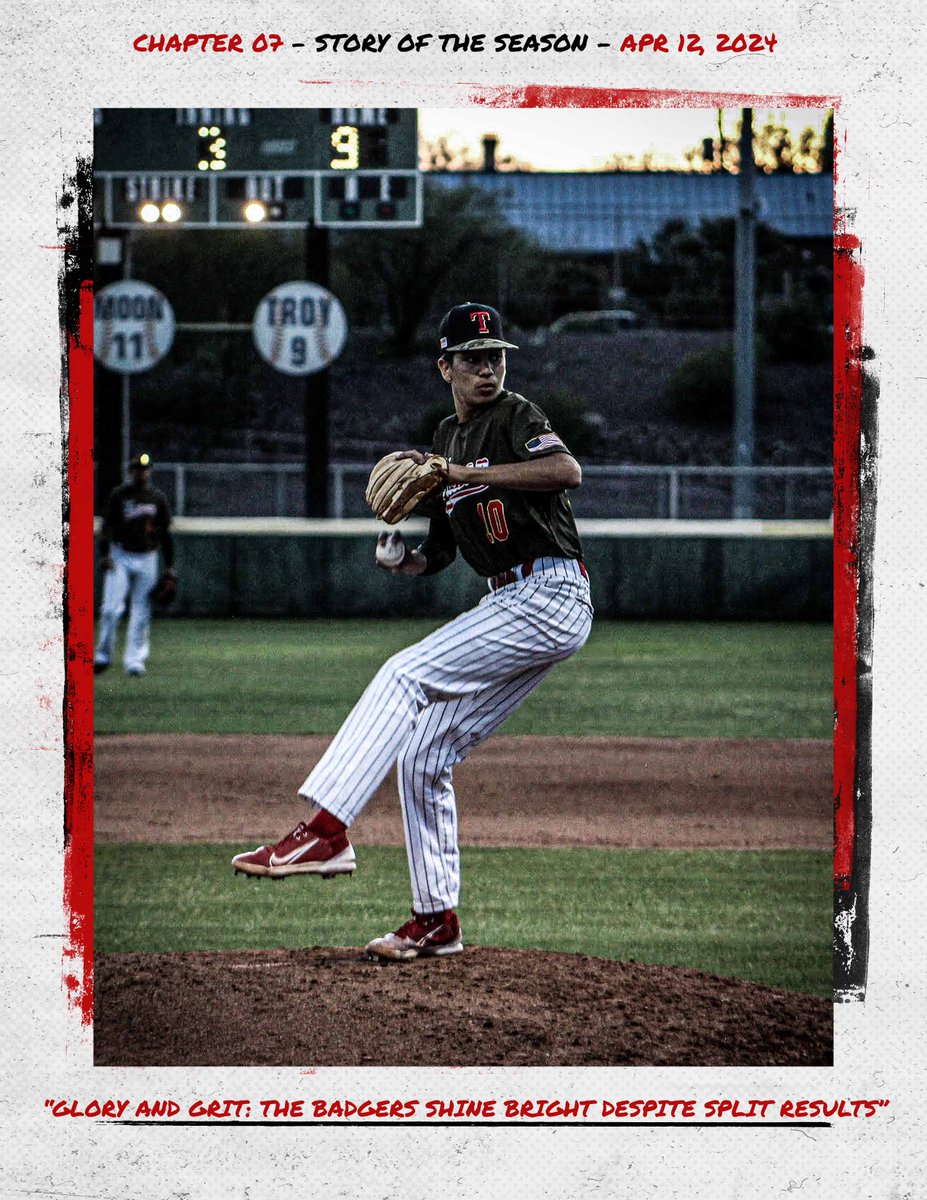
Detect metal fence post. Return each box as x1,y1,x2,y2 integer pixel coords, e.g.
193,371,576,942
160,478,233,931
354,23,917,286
174,463,185,517
668,468,680,520
331,463,345,520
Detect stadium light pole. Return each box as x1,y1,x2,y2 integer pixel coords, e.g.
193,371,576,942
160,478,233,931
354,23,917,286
732,108,757,519
304,223,331,517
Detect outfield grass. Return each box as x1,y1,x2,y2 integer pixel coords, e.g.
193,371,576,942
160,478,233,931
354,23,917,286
94,844,833,997
94,618,831,739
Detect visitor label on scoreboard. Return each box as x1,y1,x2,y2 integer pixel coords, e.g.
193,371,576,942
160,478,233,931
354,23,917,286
94,280,176,373
252,281,348,375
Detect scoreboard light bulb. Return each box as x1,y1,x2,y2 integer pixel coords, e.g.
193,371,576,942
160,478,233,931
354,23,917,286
209,126,220,136
161,201,183,223
244,201,267,222
197,160,209,171
139,202,161,223
210,160,226,170
198,126,210,136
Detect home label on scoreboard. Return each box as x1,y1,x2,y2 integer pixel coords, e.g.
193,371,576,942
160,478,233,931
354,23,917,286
252,281,348,375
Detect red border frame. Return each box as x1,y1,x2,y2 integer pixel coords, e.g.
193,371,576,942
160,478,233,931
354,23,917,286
63,90,860,1022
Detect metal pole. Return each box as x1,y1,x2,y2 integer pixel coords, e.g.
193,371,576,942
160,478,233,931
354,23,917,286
121,232,133,478
121,375,131,476
732,108,757,519
304,225,331,517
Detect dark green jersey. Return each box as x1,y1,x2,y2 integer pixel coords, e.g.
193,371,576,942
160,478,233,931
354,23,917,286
430,391,583,578
101,481,173,561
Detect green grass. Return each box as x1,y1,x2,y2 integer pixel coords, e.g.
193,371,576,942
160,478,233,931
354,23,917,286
94,618,831,739
94,844,833,996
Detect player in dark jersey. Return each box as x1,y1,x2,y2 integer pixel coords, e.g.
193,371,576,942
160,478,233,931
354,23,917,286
233,303,593,960
94,453,175,677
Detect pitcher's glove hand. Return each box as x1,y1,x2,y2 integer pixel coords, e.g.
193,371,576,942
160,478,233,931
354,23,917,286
152,568,178,608
365,451,449,525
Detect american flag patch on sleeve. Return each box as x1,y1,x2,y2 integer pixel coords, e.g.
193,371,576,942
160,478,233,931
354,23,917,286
525,433,566,453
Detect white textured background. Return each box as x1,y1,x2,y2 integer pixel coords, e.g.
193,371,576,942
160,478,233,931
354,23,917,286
1,2,924,1196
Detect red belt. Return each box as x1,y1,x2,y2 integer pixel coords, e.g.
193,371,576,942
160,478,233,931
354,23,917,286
488,559,588,592
488,560,535,592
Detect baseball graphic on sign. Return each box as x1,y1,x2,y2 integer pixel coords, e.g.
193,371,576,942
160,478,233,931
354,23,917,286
253,281,348,376
93,280,175,374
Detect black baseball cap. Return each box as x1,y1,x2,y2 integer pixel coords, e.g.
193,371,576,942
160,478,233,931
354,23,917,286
130,453,152,469
438,303,519,354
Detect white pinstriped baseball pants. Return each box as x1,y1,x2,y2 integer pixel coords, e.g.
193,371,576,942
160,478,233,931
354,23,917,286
298,558,593,913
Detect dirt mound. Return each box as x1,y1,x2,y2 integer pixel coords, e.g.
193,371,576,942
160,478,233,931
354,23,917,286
94,732,831,1068
94,946,832,1068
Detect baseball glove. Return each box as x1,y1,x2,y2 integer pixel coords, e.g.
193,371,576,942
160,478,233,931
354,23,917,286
365,452,449,525
152,570,178,608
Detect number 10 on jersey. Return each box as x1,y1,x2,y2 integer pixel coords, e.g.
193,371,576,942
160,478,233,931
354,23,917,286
477,500,509,543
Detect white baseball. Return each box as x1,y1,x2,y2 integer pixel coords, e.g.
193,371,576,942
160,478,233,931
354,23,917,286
376,532,406,568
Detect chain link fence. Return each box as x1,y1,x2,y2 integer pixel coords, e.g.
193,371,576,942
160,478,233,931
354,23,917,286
148,461,832,521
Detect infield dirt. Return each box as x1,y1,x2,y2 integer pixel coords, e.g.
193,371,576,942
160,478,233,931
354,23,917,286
93,733,833,1067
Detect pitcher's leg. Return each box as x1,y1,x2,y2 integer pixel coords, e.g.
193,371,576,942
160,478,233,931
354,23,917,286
299,594,565,826
397,663,555,913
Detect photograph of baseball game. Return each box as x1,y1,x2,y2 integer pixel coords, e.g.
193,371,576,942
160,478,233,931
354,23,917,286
90,104,836,1067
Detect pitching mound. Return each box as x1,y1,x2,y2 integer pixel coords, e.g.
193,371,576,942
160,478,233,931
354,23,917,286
94,946,832,1068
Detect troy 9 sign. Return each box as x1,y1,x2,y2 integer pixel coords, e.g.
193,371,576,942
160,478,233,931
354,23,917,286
252,281,349,376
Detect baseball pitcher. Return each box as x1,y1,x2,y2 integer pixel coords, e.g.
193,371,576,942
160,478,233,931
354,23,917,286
233,303,593,960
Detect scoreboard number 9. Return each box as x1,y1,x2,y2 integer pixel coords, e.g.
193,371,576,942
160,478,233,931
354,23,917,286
330,125,359,170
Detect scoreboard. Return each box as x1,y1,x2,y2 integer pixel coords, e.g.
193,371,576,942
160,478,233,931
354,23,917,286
93,108,422,228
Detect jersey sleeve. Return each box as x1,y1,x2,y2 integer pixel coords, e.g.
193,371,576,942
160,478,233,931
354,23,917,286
508,398,572,462
417,514,457,575
99,488,121,551
410,418,454,519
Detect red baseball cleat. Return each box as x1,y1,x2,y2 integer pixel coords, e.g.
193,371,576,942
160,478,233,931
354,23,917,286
232,821,356,879
365,909,463,960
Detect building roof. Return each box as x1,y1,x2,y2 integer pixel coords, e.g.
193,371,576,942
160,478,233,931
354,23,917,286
428,171,833,252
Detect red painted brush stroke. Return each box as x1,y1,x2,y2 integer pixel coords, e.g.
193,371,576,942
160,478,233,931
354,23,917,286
464,84,838,109
63,279,94,1024
833,228,863,889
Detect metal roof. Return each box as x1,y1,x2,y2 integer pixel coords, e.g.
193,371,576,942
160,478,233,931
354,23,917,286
428,171,833,252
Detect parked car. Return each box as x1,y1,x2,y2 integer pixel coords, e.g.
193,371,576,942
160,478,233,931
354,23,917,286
549,309,640,334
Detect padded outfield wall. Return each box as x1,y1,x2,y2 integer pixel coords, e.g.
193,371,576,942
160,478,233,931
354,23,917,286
109,518,831,621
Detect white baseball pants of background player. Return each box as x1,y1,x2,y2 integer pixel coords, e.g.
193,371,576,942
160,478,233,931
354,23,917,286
299,557,593,913
94,544,160,675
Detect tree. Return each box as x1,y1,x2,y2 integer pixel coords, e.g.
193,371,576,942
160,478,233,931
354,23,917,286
689,109,835,175
333,185,544,352
620,217,792,329
420,133,534,173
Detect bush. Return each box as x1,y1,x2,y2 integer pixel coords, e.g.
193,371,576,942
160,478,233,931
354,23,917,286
760,291,832,364
666,344,779,425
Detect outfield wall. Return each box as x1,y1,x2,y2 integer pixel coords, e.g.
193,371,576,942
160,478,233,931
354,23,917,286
100,518,833,620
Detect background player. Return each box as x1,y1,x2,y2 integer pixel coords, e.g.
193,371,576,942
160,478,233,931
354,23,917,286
233,303,594,960
94,453,176,677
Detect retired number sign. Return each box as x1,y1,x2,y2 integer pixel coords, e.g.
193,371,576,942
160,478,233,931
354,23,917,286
94,280,176,373
252,281,348,376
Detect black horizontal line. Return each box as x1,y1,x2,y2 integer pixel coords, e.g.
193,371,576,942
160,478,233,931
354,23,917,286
106,1120,830,1129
